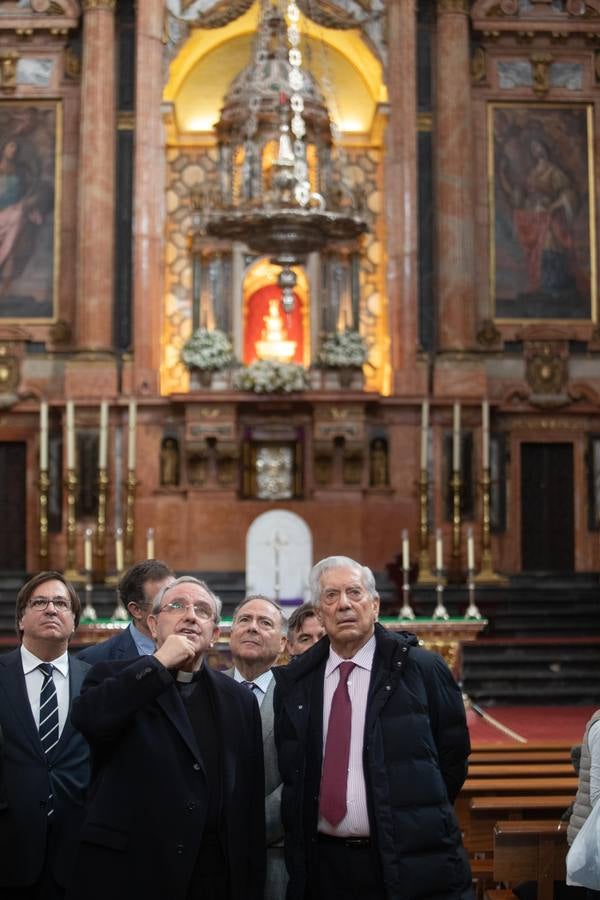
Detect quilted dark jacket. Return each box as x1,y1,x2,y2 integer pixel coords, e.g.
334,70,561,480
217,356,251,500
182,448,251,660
273,623,474,900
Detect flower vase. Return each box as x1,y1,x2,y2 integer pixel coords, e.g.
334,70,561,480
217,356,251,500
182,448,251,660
338,367,356,388
191,368,213,389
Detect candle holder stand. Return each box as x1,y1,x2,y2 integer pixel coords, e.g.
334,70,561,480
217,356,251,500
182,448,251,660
449,471,464,583
416,469,437,584
38,469,50,567
464,573,482,620
64,468,84,582
81,577,97,621
124,470,137,567
398,567,415,620
475,468,507,584
432,573,449,621
95,468,109,579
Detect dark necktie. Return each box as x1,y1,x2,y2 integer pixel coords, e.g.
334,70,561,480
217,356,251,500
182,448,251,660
241,680,258,695
38,663,59,817
320,661,355,826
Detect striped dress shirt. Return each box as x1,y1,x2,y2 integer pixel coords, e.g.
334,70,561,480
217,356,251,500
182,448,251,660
318,634,376,838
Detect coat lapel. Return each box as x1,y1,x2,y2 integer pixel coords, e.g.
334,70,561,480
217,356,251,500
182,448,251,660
261,676,275,744
53,655,88,759
0,648,44,758
156,683,204,767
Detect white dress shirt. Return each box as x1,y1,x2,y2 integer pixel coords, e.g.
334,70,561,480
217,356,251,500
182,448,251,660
318,634,376,838
20,644,70,737
233,667,273,708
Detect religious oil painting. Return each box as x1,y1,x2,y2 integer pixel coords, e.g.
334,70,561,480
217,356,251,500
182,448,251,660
0,101,61,321
489,103,595,322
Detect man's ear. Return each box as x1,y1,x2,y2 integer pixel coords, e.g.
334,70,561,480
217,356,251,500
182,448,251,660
147,614,158,641
127,601,142,623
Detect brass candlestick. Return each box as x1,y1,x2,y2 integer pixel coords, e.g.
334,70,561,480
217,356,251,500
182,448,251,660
465,573,482,620
475,467,507,584
96,468,109,578
449,470,463,582
417,469,436,584
398,566,415,620
432,569,449,621
64,468,83,581
81,578,97,621
124,469,137,567
38,469,50,567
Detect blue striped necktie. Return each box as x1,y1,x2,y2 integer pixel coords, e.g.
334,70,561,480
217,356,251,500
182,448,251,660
38,662,59,817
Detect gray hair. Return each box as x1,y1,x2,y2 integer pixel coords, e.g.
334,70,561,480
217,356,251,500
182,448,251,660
232,593,287,635
151,576,223,623
309,556,378,606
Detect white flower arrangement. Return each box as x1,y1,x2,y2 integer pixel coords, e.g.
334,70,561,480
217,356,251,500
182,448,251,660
181,328,236,371
317,329,368,368
233,360,309,394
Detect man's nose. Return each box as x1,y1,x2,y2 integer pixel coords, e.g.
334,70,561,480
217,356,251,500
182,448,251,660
338,591,352,609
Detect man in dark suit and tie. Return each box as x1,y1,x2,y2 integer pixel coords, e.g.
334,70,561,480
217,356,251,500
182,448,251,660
226,594,287,900
78,559,174,664
67,576,265,900
0,571,90,900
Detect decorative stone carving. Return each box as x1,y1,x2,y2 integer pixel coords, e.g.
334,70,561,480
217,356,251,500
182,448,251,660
524,340,568,397
531,53,552,96
215,440,239,487
313,441,334,486
0,53,18,93
471,47,488,84
342,440,364,485
477,319,502,348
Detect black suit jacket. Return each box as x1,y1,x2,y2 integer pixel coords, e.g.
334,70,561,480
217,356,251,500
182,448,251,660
77,624,139,664
67,655,266,900
0,648,90,889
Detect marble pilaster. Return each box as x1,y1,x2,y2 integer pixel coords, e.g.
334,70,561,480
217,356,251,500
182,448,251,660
385,0,426,395
132,0,166,395
435,0,475,351
76,0,116,351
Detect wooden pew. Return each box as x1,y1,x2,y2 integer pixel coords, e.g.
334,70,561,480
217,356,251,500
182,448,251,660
456,777,578,844
470,751,571,764
492,820,568,900
468,764,574,778
466,794,573,855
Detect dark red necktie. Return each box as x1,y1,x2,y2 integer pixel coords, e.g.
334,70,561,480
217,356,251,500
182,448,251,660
320,661,356,826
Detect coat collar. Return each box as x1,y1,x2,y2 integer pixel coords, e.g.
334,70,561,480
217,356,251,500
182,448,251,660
273,622,419,688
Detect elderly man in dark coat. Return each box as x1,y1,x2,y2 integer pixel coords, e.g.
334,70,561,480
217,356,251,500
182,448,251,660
273,555,473,900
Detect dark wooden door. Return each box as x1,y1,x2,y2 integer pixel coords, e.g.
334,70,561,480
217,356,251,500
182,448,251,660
521,442,574,573
0,442,26,571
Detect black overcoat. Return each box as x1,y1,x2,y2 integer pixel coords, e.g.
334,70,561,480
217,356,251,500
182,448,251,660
273,624,474,900
66,655,266,900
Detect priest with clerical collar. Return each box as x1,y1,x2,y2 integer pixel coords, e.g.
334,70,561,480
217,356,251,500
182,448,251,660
67,576,265,900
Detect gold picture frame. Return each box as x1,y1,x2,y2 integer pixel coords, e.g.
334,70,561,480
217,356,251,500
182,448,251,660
488,102,596,324
0,99,62,322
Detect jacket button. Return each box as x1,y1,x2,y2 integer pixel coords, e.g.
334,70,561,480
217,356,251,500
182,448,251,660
298,704,303,710
186,801,197,811
176,844,184,854
402,647,408,653
193,762,201,771
385,685,391,691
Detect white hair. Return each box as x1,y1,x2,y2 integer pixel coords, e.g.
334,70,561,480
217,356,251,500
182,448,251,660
309,556,378,606
151,576,223,623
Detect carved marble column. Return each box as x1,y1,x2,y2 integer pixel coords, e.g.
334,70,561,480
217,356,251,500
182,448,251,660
385,0,425,394
132,0,165,394
435,0,475,350
76,0,116,351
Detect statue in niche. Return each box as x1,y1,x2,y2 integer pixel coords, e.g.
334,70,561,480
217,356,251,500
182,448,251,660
160,437,180,487
369,437,389,487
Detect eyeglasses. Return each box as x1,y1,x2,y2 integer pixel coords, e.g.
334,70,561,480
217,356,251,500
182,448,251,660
157,601,214,621
29,596,72,613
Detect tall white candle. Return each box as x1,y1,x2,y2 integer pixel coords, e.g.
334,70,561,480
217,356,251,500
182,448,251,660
40,401,49,471
435,529,443,572
467,526,475,572
127,399,137,471
99,401,109,470
115,527,124,573
402,529,410,571
452,402,461,473
420,400,429,470
482,399,490,471
66,401,75,470
146,527,155,559
84,527,93,572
